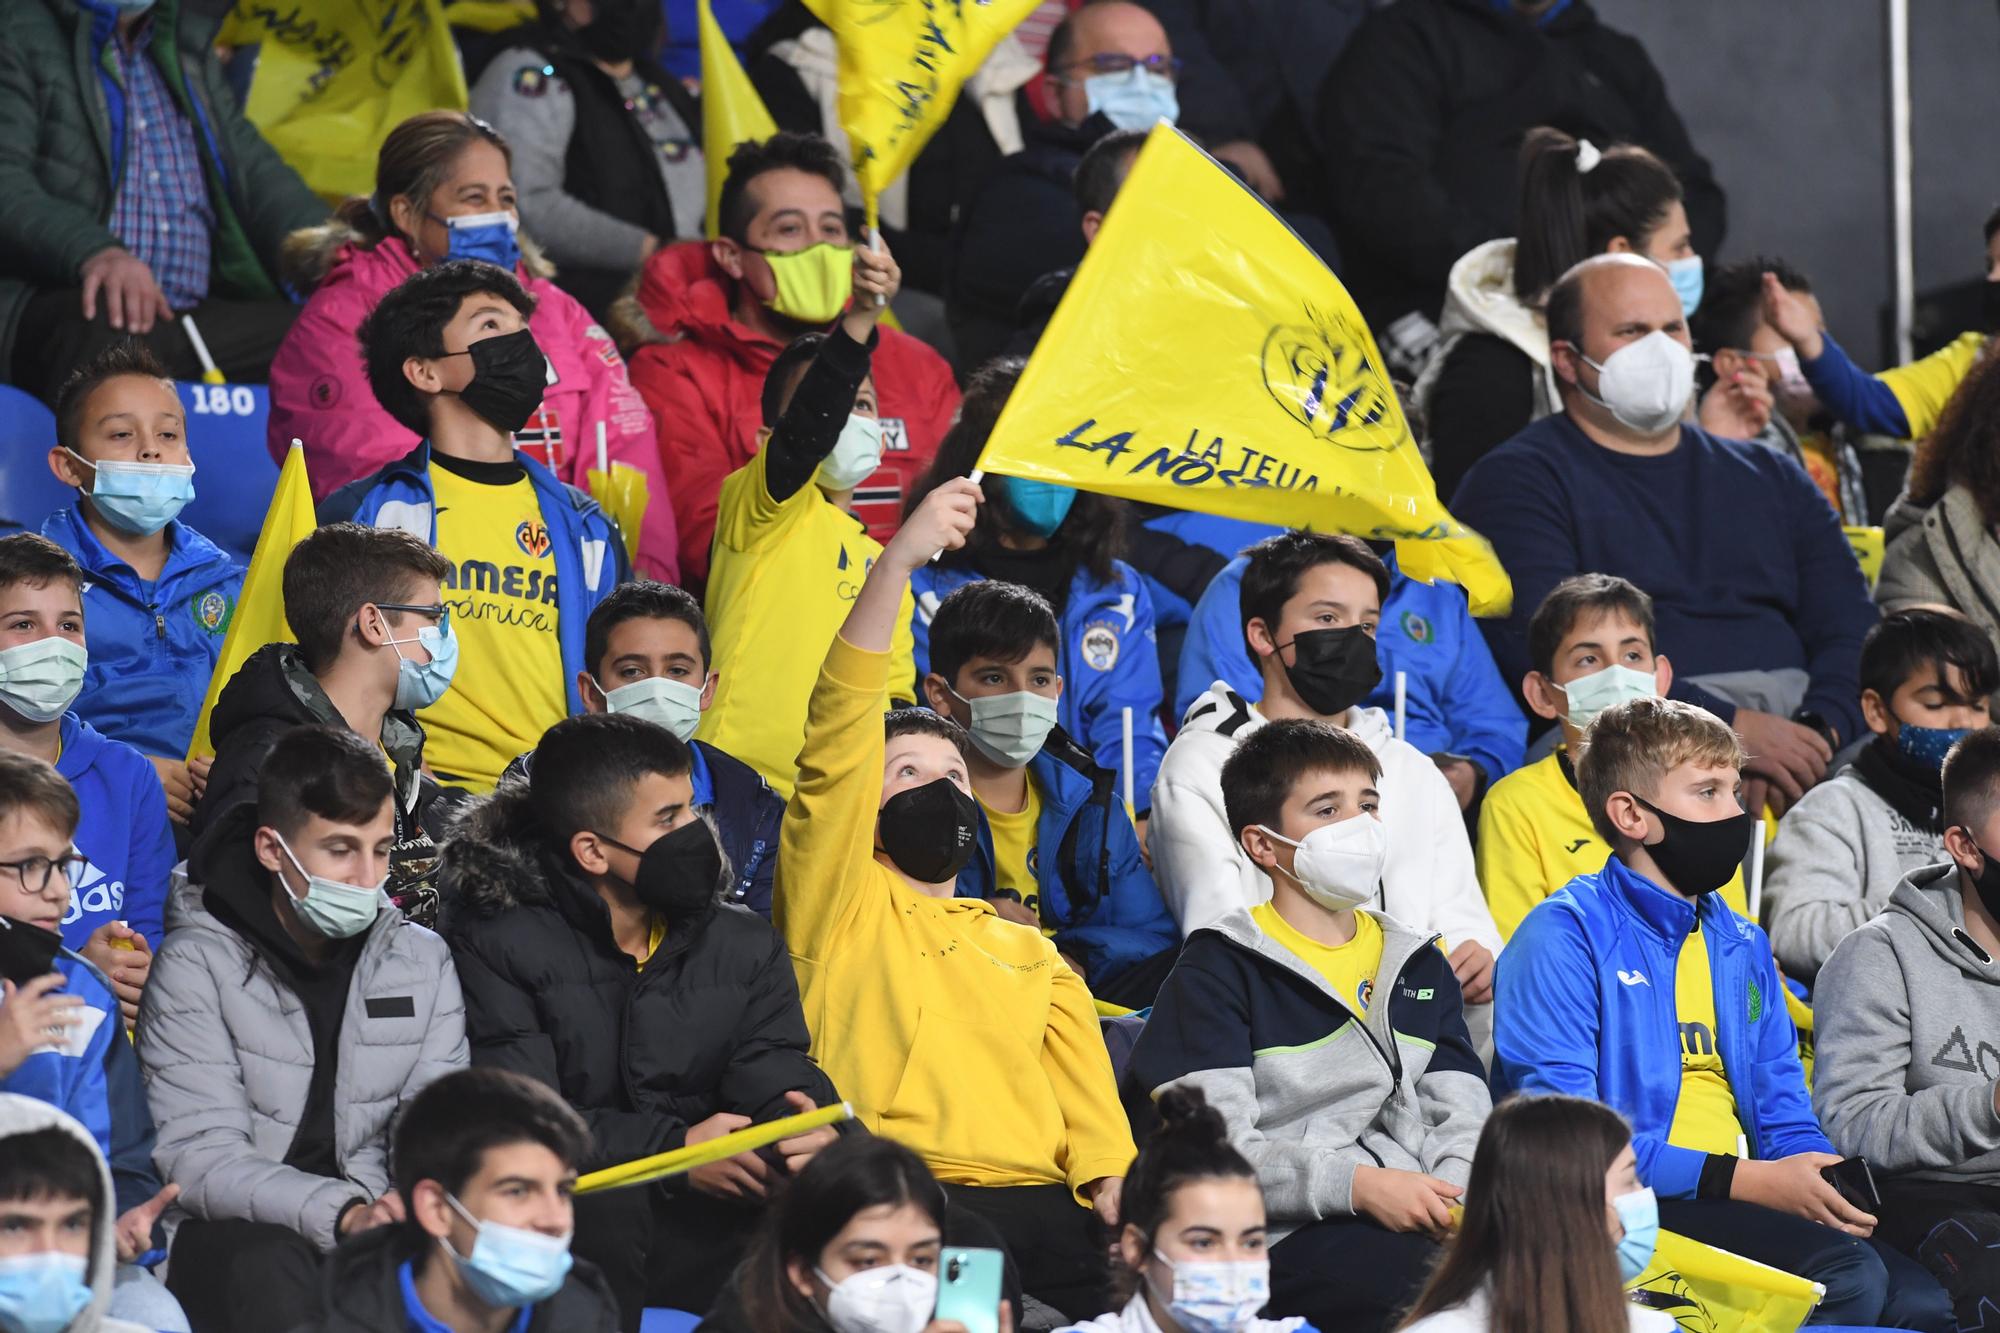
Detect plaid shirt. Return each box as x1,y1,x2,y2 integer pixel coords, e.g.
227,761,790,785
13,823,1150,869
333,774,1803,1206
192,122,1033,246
105,21,213,310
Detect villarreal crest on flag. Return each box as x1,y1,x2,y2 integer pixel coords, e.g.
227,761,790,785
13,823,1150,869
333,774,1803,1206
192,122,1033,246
970,124,1512,616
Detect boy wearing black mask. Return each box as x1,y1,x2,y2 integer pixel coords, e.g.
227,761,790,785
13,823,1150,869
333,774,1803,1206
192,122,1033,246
1151,531,1502,1048
325,260,632,795
438,712,841,1329
775,479,1135,1319
1494,696,1953,1331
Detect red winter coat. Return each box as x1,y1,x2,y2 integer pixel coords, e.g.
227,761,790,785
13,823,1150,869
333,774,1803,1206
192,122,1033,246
628,241,960,583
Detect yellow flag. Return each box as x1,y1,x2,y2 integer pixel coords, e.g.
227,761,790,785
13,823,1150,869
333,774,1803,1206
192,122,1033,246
801,0,1040,222
217,0,469,203
187,445,318,763
700,0,780,238
577,1102,852,1194
971,126,1511,615
1629,1229,1823,1332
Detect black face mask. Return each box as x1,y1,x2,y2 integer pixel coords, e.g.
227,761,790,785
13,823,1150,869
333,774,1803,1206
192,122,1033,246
1276,625,1383,717
447,328,547,436
600,820,722,919
1633,795,1754,898
878,778,980,884
1982,281,2000,335
1959,832,2000,922
576,0,660,62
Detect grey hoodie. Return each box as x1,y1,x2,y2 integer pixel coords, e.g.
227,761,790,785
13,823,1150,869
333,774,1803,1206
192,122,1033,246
1813,862,2000,1184
0,1094,148,1333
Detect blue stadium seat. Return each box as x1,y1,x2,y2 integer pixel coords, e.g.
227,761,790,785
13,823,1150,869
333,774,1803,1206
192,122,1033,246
639,1310,703,1333
177,381,279,563
0,386,71,536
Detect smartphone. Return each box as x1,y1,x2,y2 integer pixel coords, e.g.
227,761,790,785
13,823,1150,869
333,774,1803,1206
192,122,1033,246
0,917,64,988
933,1246,1006,1333
1822,1157,1882,1214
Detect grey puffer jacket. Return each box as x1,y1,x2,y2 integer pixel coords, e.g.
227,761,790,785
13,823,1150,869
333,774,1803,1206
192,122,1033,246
1878,485,2000,644
135,817,467,1252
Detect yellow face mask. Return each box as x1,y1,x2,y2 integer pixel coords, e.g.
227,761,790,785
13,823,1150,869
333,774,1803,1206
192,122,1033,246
755,242,854,324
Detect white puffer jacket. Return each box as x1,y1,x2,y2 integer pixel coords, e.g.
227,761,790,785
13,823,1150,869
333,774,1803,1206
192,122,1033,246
1413,238,1562,438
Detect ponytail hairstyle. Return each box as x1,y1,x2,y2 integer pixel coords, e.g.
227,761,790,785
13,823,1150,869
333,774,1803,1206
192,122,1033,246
1398,1095,1635,1333
1513,127,1685,302
281,111,549,292
1115,1087,1261,1300
737,1134,946,1331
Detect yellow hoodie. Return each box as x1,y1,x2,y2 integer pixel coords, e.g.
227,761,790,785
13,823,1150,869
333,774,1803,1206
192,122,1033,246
774,634,1135,1199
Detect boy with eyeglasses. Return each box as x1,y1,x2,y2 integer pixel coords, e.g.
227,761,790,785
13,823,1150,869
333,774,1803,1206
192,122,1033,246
0,751,185,1329
196,522,455,927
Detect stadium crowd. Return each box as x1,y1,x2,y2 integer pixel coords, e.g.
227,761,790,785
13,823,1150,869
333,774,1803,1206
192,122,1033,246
6,0,2000,1331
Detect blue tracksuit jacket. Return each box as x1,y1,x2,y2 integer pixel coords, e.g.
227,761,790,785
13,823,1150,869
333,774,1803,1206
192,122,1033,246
1493,854,1831,1199
56,713,173,952
41,507,242,758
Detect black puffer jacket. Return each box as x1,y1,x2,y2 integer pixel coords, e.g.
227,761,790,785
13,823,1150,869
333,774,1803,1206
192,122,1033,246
438,780,841,1174
295,1223,621,1332
194,642,446,927
1320,0,1726,329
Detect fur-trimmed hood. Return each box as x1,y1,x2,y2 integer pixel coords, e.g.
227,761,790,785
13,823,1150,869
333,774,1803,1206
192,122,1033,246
438,774,735,930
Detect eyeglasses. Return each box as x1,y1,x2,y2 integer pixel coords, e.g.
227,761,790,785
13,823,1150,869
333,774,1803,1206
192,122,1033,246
1058,52,1183,80
373,602,450,626
0,851,86,896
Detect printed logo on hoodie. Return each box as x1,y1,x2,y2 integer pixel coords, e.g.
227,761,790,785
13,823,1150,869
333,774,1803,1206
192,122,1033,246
60,859,123,929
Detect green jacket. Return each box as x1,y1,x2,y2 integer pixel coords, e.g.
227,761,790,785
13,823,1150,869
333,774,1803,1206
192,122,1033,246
0,0,323,370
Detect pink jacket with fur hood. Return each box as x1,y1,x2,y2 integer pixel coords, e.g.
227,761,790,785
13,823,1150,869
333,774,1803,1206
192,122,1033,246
266,232,679,582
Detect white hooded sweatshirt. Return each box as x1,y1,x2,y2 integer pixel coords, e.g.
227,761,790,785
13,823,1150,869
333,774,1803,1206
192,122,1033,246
1149,683,1502,959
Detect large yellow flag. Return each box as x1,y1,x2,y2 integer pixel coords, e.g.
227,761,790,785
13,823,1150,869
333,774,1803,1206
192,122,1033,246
1629,1229,1823,1332
800,0,1039,222
700,0,780,238
971,125,1511,615
218,0,469,203
187,446,318,762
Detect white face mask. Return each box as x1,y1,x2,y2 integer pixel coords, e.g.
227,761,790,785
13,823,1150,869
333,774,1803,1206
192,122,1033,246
1254,816,1386,911
816,1264,937,1333
950,685,1060,768
0,638,86,725
598,675,705,743
274,834,386,940
817,414,885,492
1149,1251,1271,1333
1559,663,1658,730
1576,330,1696,435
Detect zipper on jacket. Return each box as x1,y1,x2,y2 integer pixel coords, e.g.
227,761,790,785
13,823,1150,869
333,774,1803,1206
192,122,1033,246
153,608,166,640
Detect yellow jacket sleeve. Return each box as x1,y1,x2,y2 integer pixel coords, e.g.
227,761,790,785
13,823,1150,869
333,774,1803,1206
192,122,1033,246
1881,332,1987,441
1475,788,1546,943
889,589,917,707
1045,962,1138,1201
774,634,889,963
714,447,808,554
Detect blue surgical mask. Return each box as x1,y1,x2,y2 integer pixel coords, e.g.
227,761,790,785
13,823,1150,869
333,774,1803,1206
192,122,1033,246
1896,722,1969,776
1150,1251,1270,1333
1614,1186,1659,1284
381,609,460,712
433,210,522,271
65,447,195,537
444,1194,573,1309
999,476,1076,538
1665,255,1704,319
1084,66,1179,132
0,1251,91,1333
